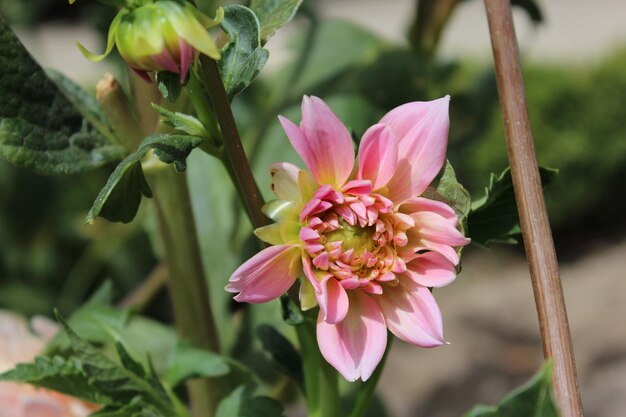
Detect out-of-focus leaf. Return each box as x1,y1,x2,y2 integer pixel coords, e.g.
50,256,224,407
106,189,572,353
216,385,285,417
468,166,558,247
250,0,303,41
511,0,543,24
257,325,303,391
163,342,230,388
463,361,559,417
0,15,125,175
281,20,384,98
218,5,269,101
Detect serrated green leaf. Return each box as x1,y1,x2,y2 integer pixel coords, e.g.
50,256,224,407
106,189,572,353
156,71,182,103
218,5,269,101
151,103,210,139
422,160,471,230
463,361,559,417
216,385,285,417
0,355,103,404
162,342,230,388
257,325,303,392
56,313,176,415
467,166,558,247
0,15,125,175
86,134,203,223
89,397,164,417
250,0,303,42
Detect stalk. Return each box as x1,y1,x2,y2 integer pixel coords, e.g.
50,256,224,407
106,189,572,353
198,56,269,229
295,320,340,417
483,1,583,416
147,167,222,417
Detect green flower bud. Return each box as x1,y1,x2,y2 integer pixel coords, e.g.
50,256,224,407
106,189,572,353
76,0,222,82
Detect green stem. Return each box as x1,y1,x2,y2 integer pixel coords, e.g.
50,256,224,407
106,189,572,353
187,71,222,147
198,56,269,229
295,320,340,417
146,167,222,417
347,336,392,417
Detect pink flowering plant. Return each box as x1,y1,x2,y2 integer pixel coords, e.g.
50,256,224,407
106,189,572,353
0,0,561,416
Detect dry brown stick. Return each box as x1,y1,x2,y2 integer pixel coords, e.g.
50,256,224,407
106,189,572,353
483,1,584,416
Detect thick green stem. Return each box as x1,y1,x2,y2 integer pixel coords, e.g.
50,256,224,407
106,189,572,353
296,320,340,417
347,336,392,417
147,167,221,417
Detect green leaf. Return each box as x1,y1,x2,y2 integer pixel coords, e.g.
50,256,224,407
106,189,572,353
280,295,304,325
463,361,559,417
279,20,383,98
86,134,203,223
511,0,543,24
250,0,303,42
156,71,182,103
257,325,303,391
218,5,269,101
0,355,103,404
163,342,230,388
216,385,285,417
56,313,176,415
151,103,211,139
467,166,558,247
422,160,471,231
89,398,164,417
45,69,116,140
0,15,125,175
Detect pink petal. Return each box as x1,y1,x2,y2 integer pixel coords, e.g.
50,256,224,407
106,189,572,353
405,252,457,287
357,124,398,190
320,277,349,324
178,39,193,82
381,96,450,201
151,48,180,74
279,96,354,188
378,280,446,347
317,291,387,381
226,245,300,303
269,162,302,201
414,211,470,248
400,197,458,225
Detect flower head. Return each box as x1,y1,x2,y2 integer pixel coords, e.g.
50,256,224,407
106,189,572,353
76,0,222,82
227,96,470,381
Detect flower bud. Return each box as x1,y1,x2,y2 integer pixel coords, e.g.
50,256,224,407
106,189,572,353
77,0,222,82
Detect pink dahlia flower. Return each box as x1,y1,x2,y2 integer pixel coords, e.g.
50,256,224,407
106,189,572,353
227,96,470,381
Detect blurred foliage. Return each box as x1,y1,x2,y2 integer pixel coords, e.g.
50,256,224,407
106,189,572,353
0,159,157,316
0,0,114,30
455,51,626,232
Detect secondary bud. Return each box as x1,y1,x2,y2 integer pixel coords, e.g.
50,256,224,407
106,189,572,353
76,0,222,82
